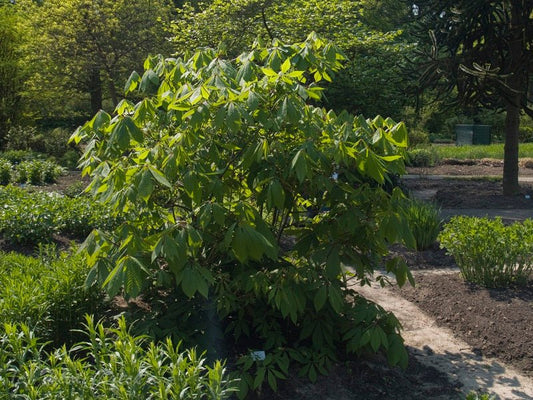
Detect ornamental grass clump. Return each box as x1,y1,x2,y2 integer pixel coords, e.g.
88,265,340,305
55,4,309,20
439,216,533,287
404,198,442,250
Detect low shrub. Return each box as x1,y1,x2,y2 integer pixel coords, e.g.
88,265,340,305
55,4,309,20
406,148,440,167
404,198,442,250
439,216,533,287
0,149,43,164
0,185,120,244
60,148,81,170
0,248,104,346
15,160,65,185
0,316,236,399
0,160,12,185
408,129,429,147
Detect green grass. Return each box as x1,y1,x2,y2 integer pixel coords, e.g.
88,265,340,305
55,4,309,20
431,142,533,160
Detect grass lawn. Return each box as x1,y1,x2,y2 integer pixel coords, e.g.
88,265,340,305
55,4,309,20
432,142,533,160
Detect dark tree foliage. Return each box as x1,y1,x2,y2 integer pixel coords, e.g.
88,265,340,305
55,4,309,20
411,0,533,194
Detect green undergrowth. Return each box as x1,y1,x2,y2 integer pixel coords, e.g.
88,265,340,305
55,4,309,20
0,247,104,347
0,159,64,185
0,185,121,245
0,316,236,399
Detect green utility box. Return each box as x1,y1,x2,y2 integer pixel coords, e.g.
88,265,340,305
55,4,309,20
472,125,491,145
455,124,491,145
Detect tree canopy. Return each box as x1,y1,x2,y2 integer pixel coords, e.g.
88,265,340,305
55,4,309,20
170,0,415,118
18,0,174,124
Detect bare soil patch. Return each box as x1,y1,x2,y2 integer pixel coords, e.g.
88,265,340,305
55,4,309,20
407,158,533,177
404,161,533,209
395,271,533,378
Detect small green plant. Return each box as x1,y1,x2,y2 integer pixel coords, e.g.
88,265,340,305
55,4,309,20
0,159,12,185
60,148,81,170
465,391,495,400
408,129,430,147
0,316,237,399
406,147,439,167
439,216,533,287
15,160,65,185
63,180,86,197
404,198,442,250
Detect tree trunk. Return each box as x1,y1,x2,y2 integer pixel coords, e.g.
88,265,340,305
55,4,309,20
89,67,103,114
108,80,119,108
502,0,527,196
503,100,520,195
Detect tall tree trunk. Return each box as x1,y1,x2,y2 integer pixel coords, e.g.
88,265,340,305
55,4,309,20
89,67,103,114
502,0,527,196
503,100,520,195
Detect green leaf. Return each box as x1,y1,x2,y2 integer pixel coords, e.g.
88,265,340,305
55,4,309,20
328,285,344,313
138,169,154,202
281,57,291,73
269,180,285,209
325,250,341,279
181,266,198,298
89,110,111,131
313,286,327,311
148,166,172,188
267,370,278,391
140,69,159,93
291,150,308,183
123,117,143,143
124,70,141,94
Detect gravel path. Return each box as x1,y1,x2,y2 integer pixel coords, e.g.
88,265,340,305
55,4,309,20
351,274,533,400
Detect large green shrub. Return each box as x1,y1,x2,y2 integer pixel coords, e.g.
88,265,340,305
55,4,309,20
0,248,104,346
439,216,533,287
0,316,236,399
72,35,414,395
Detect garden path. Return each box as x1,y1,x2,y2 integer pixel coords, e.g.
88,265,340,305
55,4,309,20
351,270,533,400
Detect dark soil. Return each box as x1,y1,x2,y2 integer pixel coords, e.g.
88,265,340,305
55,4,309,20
392,159,533,379
395,271,533,378
402,178,533,209
407,158,533,177
263,353,462,399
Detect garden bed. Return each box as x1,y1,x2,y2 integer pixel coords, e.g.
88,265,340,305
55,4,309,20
395,270,533,377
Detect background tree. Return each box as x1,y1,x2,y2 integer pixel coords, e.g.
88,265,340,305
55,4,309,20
20,0,174,127
411,0,533,194
0,2,26,145
170,0,416,119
